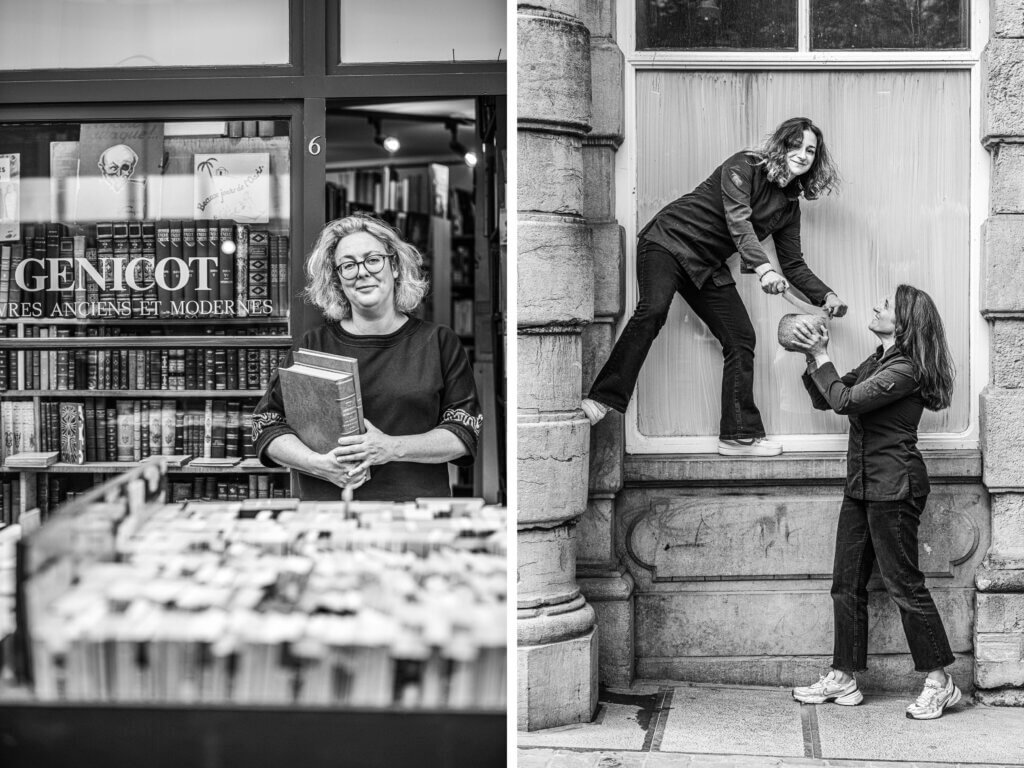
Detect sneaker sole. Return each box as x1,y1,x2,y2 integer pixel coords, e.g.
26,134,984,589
905,686,962,720
793,688,864,706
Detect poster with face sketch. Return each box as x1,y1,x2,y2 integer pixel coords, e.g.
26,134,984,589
0,153,20,241
193,152,271,224
75,123,165,222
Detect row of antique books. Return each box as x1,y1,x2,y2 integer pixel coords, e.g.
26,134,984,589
26,498,506,708
0,339,286,394
0,325,288,392
0,472,291,528
168,475,289,505
0,220,290,320
0,473,85,524
0,398,261,465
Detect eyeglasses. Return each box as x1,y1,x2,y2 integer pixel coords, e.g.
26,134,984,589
335,253,391,280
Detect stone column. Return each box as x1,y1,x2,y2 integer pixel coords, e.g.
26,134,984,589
573,1,635,689
975,6,1024,706
517,1,599,730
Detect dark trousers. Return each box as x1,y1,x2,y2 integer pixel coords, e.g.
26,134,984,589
831,495,956,674
587,240,765,440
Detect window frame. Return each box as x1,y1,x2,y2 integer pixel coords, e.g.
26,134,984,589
617,0,989,454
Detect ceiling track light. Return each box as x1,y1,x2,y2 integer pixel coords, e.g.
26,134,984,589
369,117,400,154
447,120,478,168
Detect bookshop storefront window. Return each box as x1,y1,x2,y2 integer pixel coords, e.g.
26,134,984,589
623,0,984,453
0,117,294,517
0,0,289,70
337,0,505,64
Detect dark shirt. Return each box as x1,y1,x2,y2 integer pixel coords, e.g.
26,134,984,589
252,317,481,502
639,151,832,304
802,346,929,501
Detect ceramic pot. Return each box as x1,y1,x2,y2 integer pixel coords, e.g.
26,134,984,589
777,313,827,351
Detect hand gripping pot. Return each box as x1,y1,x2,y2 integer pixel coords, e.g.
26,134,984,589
777,313,828,352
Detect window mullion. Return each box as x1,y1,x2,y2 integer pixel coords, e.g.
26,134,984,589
798,0,811,52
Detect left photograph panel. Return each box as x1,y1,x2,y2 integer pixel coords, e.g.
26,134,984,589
0,2,507,767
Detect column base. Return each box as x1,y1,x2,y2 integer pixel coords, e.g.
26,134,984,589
518,626,599,731
579,567,634,688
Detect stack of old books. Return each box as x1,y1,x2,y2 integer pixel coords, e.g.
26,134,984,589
21,495,506,709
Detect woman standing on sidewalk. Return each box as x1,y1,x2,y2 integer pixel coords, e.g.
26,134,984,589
582,117,847,457
790,284,960,720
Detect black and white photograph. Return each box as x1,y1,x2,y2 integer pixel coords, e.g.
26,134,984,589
0,1,506,766
516,1,1024,766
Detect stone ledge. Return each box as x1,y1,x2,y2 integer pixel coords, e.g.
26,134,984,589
624,449,981,485
975,687,1024,706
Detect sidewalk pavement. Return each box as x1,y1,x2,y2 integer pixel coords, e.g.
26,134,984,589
517,681,1024,768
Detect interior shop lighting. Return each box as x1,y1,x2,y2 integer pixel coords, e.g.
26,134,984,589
370,117,401,154
447,121,478,168
697,0,721,23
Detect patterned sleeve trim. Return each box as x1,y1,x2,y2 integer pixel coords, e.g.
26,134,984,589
251,411,296,469
438,408,482,466
252,411,285,443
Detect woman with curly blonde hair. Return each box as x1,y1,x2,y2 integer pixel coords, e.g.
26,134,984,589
583,117,845,456
252,214,481,501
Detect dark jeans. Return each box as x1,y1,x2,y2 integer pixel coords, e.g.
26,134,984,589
587,240,765,440
831,495,956,674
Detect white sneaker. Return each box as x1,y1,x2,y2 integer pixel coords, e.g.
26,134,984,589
581,398,611,426
717,437,783,457
792,670,864,705
905,675,961,720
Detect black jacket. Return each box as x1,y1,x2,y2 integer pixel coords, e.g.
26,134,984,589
802,346,929,501
639,151,833,305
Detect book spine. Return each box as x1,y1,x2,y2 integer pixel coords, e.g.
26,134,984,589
195,220,216,306
275,235,289,318
7,243,23,307
234,223,248,318
217,219,235,317
59,402,86,464
94,223,113,311
181,220,198,314
106,404,119,462
72,235,88,310
141,221,158,307
161,401,176,456
203,399,213,459
247,230,270,311
154,220,172,317
211,400,226,459
84,397,96,462
43,223,62,318
127,222,144,315
0,244,10,314
112,222,131,317
174,402,185,455
225,400,240,458
168,221,184,316
148,398,162,458
84,247,100,312
132,399,142,461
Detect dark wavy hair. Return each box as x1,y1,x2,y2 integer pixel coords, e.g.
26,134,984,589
753,117,839,200
894,284,955,411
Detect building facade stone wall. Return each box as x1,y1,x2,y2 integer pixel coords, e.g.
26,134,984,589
516,1,599,730
974,0,1024,705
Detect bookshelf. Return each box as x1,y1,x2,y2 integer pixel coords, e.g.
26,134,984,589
0,118,295,523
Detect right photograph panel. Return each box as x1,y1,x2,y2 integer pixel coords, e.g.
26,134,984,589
517,1,1023,764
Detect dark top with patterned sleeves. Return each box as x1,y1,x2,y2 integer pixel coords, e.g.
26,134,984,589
252,317,480,502
802,345,929,501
